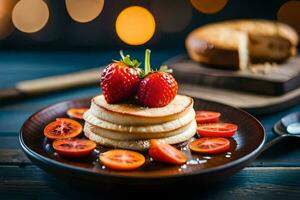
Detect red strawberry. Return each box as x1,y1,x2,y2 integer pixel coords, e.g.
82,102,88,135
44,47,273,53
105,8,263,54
101,51,141,103
137,49,178,107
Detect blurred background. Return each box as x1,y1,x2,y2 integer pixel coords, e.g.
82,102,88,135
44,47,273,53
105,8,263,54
0,0,299,50
1,0,300,104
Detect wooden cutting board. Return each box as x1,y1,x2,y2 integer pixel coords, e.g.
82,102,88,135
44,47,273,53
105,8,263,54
178,84,300,115
165,55,300,115
168,55,300,96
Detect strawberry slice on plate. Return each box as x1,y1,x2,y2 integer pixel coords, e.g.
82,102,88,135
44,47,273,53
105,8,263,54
67,108,88,119
44,118,82,140
149,139,187,165
99,149,145,171
197,123,238,137
195,111,221,124
189,137,230,154
53,138,96,158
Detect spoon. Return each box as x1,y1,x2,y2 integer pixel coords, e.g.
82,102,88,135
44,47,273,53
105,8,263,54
262,112,300,152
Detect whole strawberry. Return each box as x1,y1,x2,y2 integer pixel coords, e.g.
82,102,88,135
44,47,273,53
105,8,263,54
101,51,141,103
137,49,178,107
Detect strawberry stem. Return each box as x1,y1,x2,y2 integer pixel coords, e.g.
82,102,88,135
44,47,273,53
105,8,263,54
144,49,152,76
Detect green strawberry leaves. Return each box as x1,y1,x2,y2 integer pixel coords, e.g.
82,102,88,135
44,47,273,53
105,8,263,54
118,50,141,68
113,49,173,79
159,65,173,73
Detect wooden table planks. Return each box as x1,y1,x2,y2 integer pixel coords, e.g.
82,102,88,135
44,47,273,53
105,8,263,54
1,51,300,199
1,165,300,200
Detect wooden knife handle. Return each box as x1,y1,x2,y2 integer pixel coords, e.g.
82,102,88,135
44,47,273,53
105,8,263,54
0,67,103,104
16,68,102,94
0,88,23,103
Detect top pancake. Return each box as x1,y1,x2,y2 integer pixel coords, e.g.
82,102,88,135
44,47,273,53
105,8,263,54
90,95,194,125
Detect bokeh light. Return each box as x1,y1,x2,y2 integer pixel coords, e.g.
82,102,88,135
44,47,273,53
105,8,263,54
65,0,105,23
115,6,156,46
151,0,192,33
277,0,300,34
12,0,49,33
0,0,18,39
190,0,228,14
29,1,65,43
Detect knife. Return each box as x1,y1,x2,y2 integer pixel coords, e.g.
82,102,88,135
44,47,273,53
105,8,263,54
0,67,104,104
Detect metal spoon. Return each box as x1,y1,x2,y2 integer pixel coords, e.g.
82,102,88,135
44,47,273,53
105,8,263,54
262,112,300,152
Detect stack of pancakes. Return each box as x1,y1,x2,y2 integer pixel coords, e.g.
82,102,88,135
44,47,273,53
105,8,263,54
83,95,196,151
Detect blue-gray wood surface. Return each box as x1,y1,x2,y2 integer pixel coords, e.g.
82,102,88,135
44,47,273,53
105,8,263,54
0,50,300,200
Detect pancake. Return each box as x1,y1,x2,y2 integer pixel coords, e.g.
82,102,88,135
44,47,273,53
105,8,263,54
90,95,193,125
83,108,195,134
84,120,197,151
87,121,192,140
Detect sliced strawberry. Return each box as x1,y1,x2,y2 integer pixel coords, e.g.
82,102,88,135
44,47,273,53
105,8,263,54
149,139,187,165
137,49,178,108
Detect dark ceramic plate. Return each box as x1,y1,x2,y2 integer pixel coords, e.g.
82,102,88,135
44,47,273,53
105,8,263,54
20,97,265,188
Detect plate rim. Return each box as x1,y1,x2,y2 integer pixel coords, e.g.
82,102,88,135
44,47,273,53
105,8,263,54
19,96,266,180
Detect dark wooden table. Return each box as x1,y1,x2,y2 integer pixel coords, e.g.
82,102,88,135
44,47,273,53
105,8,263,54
1,50,300,200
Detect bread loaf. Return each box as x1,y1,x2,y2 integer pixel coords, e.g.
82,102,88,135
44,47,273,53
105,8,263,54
186,20,298,70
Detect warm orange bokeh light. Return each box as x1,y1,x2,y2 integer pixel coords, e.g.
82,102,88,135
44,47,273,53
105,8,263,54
65,0,105,23
277,1,300,34
116,6,156,45
12,0,49,33
190,0,228,14
0,0,18,39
